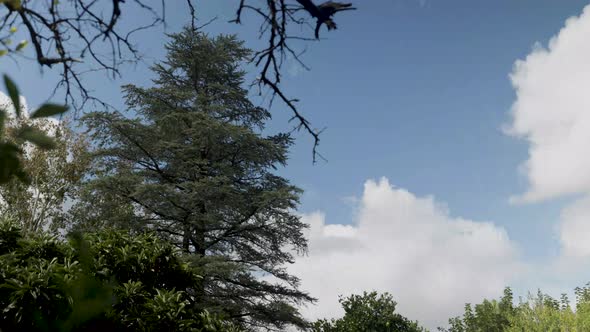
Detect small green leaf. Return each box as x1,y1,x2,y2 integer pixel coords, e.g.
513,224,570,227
18,127,56,149
3,75,20,118
30,103,68,119
15,40,28,51
0,50,7,57
9,26,16,33
0,0,21,9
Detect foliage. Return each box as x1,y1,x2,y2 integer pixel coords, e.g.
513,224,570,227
312,291,426,332
0,115,89,233
441,285,590,332
441,287,515,332
0,218,238,332
72,28,313,330
0,75,68,184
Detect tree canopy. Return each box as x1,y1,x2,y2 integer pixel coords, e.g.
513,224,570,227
313,291,426,332
72,27,313,331
441,285,590,332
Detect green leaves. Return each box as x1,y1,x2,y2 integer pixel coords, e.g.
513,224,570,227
0,74,69,184
18,126,57,149
3,75,20,118
77,29,309,330
0,221,236,331
15,40,28,51
313,292,426,332
30,103,68,119
0,0,22,10
442,286,590,332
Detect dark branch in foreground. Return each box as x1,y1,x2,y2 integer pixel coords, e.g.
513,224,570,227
0,0,357,162
1,0,164,112
231,0,356,163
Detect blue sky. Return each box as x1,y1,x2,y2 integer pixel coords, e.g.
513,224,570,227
8,0,590,328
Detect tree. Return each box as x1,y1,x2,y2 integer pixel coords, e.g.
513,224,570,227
72,28,313,331
441,287,515,332
441,285,590,332
0,113,89,234
312,291,426,332
506,291,572,332
0,218,238,332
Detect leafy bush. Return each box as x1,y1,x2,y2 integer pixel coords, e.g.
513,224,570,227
312,291,426,332
0,219,239,331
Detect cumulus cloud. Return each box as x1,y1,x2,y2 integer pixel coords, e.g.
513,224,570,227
559,194,590,258
292,178,521,329
505,4,590,258
507,5,590,204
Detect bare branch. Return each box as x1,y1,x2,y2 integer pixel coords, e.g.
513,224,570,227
231,0,356,162
1,0,165,112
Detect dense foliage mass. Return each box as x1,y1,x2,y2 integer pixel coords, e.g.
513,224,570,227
312,291,426,332
442,285,590,332
0,219,237,332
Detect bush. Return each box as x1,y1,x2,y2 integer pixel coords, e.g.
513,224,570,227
312,291,426,332
0,220,239,331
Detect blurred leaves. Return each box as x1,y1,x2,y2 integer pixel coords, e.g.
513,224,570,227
31,104,69,119
18,126,57,149
4,75,20,118
0,74,68,185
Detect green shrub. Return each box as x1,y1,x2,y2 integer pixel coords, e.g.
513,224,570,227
0,219,238,331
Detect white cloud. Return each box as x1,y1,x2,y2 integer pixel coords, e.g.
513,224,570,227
505,4,590,259
559,194,590,258
507,5,590,204
292,178,521,329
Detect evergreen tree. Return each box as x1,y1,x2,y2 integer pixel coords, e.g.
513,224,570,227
72,28,313,330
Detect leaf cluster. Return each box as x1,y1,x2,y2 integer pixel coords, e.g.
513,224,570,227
312,291,426,332
442,286,590,332
0,219,239,331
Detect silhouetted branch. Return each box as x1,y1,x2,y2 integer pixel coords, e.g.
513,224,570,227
0,0,357,162
232,0,356,163
1,0,165,112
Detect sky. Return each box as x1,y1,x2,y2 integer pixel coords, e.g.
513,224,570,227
6,0,590,329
